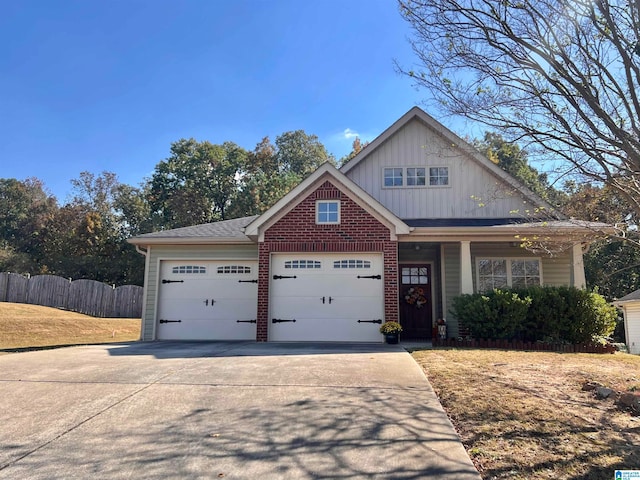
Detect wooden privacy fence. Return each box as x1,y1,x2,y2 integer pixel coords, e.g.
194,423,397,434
0,273,142,318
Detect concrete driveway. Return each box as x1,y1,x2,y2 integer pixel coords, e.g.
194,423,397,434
0,342,480,479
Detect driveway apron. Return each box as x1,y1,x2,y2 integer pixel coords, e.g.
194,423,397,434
0,342,480,479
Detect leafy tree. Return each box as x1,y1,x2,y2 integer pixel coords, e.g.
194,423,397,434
229,131,334,218
274,130,335,176
148,139,247,228
562,182,640,299
473,132,565,206
339,137,369,166
397,0,640,221
0,178,57,273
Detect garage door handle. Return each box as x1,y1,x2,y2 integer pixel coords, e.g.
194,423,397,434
273,275,297,280
357,319,382,324
238,279,259,283
272,318,296,323
162,279,184,284
237,319,257,323
357,275,381,280
159,319,182,324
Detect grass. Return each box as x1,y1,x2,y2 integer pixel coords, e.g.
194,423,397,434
412,348,640,480
0,302,141,351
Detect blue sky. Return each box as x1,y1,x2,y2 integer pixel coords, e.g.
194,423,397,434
0,0,468,202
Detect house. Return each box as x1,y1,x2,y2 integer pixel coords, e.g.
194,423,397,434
128,107,595,343
613,289,640,354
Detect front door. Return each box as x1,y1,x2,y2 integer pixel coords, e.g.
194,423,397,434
399,265,433,340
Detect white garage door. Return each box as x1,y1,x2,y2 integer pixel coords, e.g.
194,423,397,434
157,260,258,340
269,254,384,342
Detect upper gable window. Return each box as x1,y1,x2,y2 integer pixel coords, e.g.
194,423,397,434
407,168,426,186
383,167,449,188
383,168,403,187
316,200,340,224
429,167,449,186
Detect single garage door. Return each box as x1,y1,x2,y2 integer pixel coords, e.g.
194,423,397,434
269,253,384,342
157,260,258,340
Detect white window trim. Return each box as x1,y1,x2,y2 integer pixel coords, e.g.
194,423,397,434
315,200,340,225
382,167,404,188
428,166,451,188
382,166,451,189
475,257,543,291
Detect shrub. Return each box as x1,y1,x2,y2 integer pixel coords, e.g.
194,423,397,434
451,286,616,343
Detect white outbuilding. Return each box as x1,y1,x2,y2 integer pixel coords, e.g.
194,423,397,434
613,289,640,355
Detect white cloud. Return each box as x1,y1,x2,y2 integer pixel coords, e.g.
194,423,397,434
343,128,359,139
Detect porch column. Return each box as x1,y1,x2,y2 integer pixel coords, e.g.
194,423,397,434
572,243,586,289
460,240,474,294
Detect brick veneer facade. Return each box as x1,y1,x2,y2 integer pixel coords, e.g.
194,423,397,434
256,180,398,341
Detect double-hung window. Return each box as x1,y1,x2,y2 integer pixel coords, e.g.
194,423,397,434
477,258,541,292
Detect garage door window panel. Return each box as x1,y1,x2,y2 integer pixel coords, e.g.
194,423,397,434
172,265,207,274
217,265,252,274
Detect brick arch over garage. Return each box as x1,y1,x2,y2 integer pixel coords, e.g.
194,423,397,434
256,180,398,341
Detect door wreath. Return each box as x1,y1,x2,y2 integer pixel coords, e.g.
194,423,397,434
404,287,427,308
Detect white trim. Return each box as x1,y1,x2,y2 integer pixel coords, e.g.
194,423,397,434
340,106,560,217
460,241,474,294
398,261,437,329
475,257,543,291
571,243,586,289
440,244,447,323
315,199,341,225
244,163,410,241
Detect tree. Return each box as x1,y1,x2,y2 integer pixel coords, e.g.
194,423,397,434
0,178,57,273
339,137,370,166
562,182,640,299
228,131,334,218
148,139,247,228
473,132,565,205
398,0,640,222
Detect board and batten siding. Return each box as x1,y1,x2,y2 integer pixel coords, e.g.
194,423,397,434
344,118,532,219
142,244,259,341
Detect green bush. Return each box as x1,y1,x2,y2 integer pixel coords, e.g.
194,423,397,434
451,286,617,343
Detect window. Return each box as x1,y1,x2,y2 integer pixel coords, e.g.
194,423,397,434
383,167,449,187
429,167,449,186
171,265,207,274
477,258,541,292
406,168,426,186
333,259,371,269
401,267,429,285
316,201,340,224
284,260,321,269
217,265,251,274
383,168,403,187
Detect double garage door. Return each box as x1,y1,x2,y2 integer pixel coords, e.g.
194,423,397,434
157,254,384,342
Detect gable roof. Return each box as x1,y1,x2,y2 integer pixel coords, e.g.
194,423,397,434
340,106,560,217
243,162,411,240
128,215,258,245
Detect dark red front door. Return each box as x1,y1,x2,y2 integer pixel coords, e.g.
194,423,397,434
399,265,433,340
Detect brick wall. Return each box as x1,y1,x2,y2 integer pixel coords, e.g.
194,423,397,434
256,180,398,341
